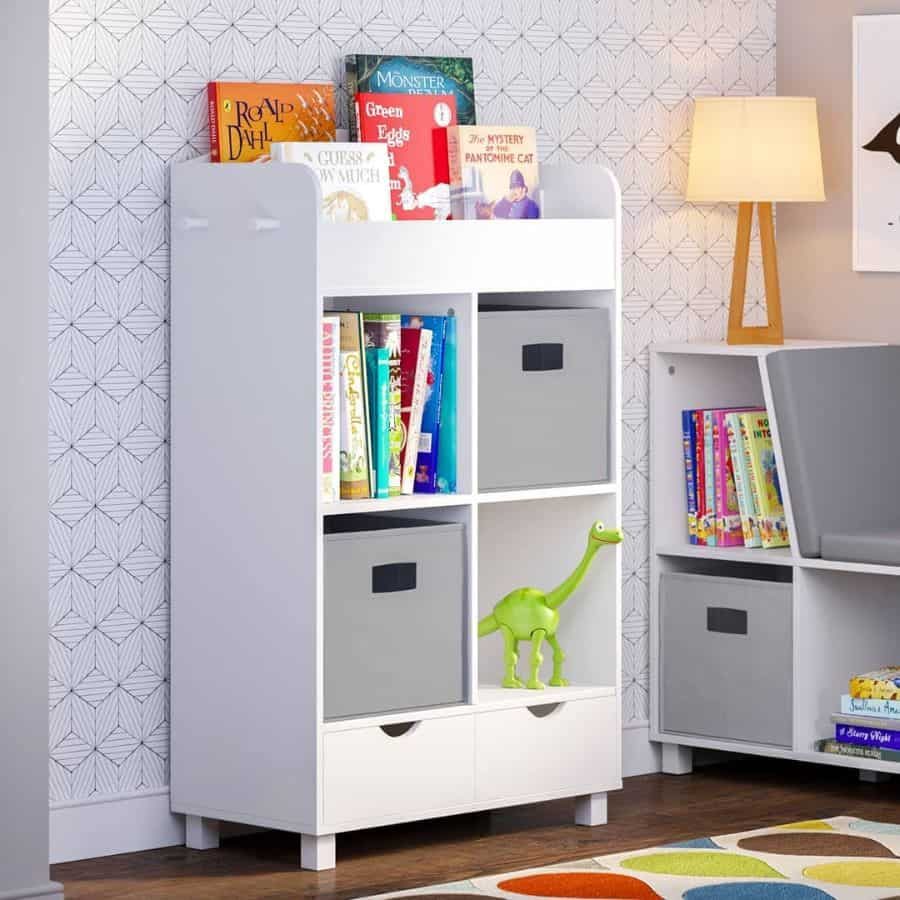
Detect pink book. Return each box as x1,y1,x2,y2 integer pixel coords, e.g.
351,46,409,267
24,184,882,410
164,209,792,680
712,409,745,547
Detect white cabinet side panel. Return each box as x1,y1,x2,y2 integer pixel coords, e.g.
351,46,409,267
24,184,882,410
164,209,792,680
170,162,321,831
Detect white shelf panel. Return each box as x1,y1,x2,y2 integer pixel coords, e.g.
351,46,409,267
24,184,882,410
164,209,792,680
322,493,474,516
652,339,884,357
795,556,900,577
655,543,795,567
319,219,616,297
476,684,616,711
477,483,617,505
322,702,475,733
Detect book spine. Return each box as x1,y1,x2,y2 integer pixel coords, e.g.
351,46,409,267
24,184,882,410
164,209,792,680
402,329,433,495
407,317,446,494
436,316,457,494
366,348,391,499
703,410,717,547
357,317,375,498
321,319,340,504
835,723,900,751
447,126,464,219
346,57,359,142
739,414,764,546
682,410,698,544
208,82,221,163
726,413,760,548
713,411,743,547
746,415,789,549
386,326,402,497
815,738,900,763
339,348,370,500
692,410,706,545
850,670,900,700
842,695,900,719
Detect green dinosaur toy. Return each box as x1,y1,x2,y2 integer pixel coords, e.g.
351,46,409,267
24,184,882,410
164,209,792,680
478,521,623,690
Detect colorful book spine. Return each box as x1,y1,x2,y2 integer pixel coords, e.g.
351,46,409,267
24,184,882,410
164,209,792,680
402,315,446,493
436,315,457,495
366,348,391,499
851,667,900,700
363,314,402,496
400,327,433,495
842,695,900,719
692,410,707,545
815,738,900,763
338,312,372,500
321,317,340,504
713,410,744,547
703,410,717,547
682,410,698,545
726,412,762,548
835,722,900,751
739,413,768,548
743,412,789,548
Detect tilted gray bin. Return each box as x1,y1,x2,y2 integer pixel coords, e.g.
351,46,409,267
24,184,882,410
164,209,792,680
324,515,466,720
660,572,793,748
479,307,610,491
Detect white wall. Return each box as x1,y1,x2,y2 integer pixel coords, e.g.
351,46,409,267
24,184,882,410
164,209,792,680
1,2,62,898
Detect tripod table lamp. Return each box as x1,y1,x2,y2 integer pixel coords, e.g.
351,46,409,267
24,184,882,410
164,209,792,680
686,97,825,345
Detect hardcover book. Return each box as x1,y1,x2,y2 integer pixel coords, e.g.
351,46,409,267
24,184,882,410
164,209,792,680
402,315,447,493
270,142,391,221
842,694,900,718
682,410,698,544
815,738,900,763
399,327,433,495
363,314,402,496
703,410,717,548
726,412,762,548
741,412,789,548
338,312,372,500
346,54,475,141
436,315,457,495
207,82,335,162
366,348,391,499
835,722,900,751
321,317,340,504
851,667,900,700
447,126,541,219
833,712,900,730
712,410,744,547
356,92,457,220
692,410,707,545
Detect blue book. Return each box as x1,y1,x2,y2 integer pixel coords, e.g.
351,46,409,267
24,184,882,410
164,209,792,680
401,315,446,493
682,410,698,545
841,695,900,720
835,722,900,751
366,348,391,499
436,316,457,495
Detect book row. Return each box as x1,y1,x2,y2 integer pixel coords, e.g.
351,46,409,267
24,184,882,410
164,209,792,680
681,408,789,549
322,312,456,503
207,55,541,222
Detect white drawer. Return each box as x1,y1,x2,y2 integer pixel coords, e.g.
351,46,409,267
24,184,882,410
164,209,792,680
323,715,475,827
475,696,618,803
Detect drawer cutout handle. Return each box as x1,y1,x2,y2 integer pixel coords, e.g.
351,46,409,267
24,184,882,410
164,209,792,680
380,721,420,738
372,562,417,593
527,702,564,719
707,607,748,635
522,343,564,372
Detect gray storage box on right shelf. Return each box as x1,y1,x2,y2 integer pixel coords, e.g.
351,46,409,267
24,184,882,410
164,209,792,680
479,307,610,491
660,572,793,748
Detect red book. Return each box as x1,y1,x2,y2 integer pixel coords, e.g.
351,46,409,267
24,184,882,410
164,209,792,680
355,92,457,220
692,410,707,546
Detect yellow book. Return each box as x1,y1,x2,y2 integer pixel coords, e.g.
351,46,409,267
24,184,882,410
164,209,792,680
740,412,789,549
851,667,900,700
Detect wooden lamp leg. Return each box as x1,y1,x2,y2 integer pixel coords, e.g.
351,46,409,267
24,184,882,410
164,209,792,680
727,201,784,345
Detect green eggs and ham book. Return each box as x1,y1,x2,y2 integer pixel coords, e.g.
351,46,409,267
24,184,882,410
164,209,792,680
270,142,391,222
345,54,475,141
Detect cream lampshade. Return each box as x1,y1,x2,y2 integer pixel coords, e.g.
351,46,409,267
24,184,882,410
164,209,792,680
686,97,825,344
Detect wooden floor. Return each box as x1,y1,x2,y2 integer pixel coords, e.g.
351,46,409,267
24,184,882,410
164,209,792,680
53,759,900,900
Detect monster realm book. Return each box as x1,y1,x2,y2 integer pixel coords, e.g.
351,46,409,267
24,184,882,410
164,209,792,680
447,126,540,219
356,92,457,220
345,54,475,141
399,327,433,495
207,82,335,163
338,312,373,500
363,314,402,496
270,142,391,222
321,317,340,503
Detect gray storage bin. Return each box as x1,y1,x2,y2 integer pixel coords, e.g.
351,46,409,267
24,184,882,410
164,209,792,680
324,515,465,720
479,306,610,491
660,572,793,748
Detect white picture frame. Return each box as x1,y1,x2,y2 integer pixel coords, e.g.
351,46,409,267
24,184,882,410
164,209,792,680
854,15,900,272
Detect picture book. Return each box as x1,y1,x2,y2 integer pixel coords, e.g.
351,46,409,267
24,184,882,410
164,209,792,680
742,412,789,548
851,667,900,700
842,694,900,719
834,722,900,751
402,316,447,493
356,92,457,220
366,348,391,499
363,314,402,496
815,738,900,763
207,82,335,163
726,412,762,548
436,315,457,495
703,410,717,547
270,142,391,222
447,126,540,219
712,410,744,547
321,317,340,504
346,54,475,141
338,312,372,500
399,327,433,495
692,410,707,545
682,410,698,545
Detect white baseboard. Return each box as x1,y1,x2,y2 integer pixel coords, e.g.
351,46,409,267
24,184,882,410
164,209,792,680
622,722,661,777
50,789,184,864
0,883,64,900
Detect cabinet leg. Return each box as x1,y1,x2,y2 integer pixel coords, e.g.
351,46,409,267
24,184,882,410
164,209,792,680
185,815,219,850
860,769,892,784
574,792,608,826
662,743,693,775
301,833,336,870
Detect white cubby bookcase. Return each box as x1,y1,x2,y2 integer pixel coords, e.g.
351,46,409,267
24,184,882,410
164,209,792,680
649,341,900,781
169,158,623,870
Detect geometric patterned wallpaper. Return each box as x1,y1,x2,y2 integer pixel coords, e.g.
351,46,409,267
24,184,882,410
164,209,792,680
47,0,775,803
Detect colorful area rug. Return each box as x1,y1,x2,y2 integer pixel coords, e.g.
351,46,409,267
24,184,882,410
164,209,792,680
363,817,900,899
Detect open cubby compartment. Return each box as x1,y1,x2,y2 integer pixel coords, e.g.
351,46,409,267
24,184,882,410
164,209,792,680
324,291,474,499
794,567,900,771
476,494,620,702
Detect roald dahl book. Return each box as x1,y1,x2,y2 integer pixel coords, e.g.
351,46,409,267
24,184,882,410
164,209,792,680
208,82,335,162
